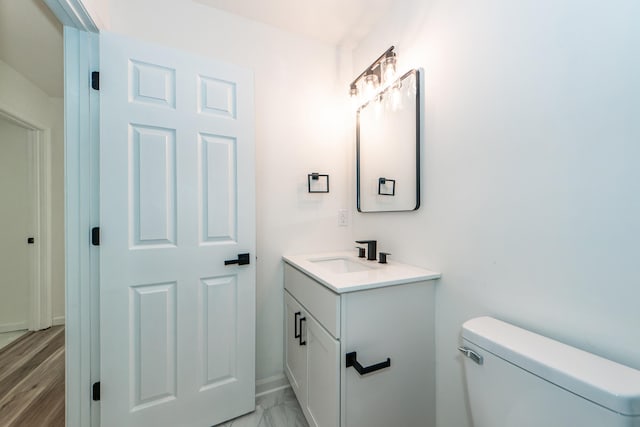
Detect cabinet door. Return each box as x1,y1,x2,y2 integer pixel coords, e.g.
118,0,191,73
306,314,339,427
284,291,307,405
342,284,434,427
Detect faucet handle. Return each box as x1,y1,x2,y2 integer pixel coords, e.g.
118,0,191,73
378,252,391,264
355,240,377,261
355,247,366,258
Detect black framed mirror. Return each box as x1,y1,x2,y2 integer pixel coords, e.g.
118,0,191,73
357,68,421,212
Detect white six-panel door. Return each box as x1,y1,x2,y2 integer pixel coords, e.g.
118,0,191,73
99,31,255,427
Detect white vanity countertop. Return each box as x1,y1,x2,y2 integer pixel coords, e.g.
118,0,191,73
283,251,441,294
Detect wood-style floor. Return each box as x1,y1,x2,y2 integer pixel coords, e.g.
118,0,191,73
0,326,65,427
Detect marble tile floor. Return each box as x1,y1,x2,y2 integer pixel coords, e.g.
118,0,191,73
0,330,28,351
215,386,309,427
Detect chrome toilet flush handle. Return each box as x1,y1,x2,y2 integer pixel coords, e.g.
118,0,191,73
458,346,483,365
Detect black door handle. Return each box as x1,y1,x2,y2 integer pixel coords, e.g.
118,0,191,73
294,311,301,339
299,317,306,346
224,253,250,266
345,352,390,375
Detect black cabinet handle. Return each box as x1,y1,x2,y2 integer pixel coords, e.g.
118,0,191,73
345,352,390,375
294,312,301,339
299,317,306,346
224,253,250,266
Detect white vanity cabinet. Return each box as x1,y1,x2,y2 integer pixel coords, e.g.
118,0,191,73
283,254,439,427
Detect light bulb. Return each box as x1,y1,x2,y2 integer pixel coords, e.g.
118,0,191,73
381,55,397,85
363,73,379,100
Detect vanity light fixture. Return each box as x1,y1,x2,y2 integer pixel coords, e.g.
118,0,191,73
349,46,396,101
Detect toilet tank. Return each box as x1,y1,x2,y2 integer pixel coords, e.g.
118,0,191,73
460,317,640,427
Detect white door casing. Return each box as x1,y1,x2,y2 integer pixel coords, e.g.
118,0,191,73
100,31,255,427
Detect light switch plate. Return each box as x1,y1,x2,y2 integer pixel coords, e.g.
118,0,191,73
338,209,348,226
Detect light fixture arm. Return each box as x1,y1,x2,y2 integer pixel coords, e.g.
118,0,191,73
349,46,396,96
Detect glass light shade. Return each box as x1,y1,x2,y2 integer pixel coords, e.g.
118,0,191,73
363,73,379,99
381,55,397,85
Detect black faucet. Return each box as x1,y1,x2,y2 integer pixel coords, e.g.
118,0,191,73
355,240,377,261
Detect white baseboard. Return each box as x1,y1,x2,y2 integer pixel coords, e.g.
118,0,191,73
0,321,28,333
52,316,65,326
255,373,291,398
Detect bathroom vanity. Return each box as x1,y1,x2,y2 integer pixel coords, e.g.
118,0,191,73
283,252,440,427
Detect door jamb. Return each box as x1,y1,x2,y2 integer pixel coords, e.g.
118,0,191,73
43,1,99,426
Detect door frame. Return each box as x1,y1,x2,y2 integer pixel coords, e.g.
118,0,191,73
43,1,99,426
0,110,52,332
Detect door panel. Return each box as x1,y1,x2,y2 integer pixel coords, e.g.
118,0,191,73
131,282,177,409
199,133,236,243
130,124,176,246
100,31,255,427
201,275,237,388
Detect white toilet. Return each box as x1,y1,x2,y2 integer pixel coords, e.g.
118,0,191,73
460,316,640,427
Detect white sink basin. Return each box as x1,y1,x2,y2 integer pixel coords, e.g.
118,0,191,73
309,257,374,274
283,251,441,293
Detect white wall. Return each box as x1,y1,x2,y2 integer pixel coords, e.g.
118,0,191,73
79,0,109,29
107,0,352,382
0,59,65,325
350,1,640,426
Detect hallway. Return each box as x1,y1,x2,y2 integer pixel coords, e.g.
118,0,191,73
0,326,64,426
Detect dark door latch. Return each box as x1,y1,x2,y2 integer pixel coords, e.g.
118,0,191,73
224,253,250,266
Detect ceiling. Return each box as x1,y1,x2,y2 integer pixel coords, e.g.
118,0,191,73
0,0,392,99
0,0,63,98
194,0,395,46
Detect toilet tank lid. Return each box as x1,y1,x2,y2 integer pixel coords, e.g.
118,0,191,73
462,316,640,416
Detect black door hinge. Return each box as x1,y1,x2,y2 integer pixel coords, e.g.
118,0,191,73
92,382,100,401
91,71,100,90
91,227,100,246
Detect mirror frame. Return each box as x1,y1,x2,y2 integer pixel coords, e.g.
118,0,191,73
356,68,421,212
